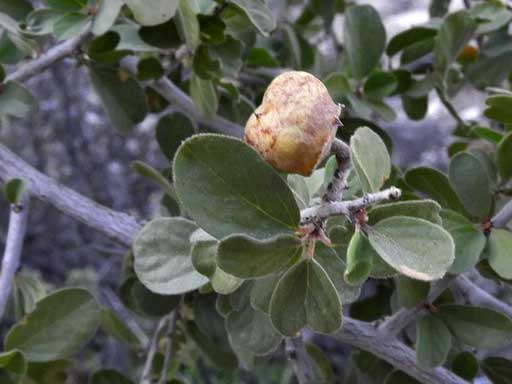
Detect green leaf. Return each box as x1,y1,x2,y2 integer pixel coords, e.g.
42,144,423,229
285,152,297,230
88,64,148,133
13,273,46,319
46,0,85,12
438,304,512,349
136,57,164,80
350,127,391,193
173,134,300,239
498,132,512,180
472,126,503,144
364,71,397,100
315,243,362,304
397,276,429,308
384,370,421,384
131,160,177,201
367,216,454,281
448,151,492,219
246,47,279,68
482,357,512,384
368,200,442,225
53,13,90,40
125,0,178,26
305,343,335,384
133,217,208,295
227,0,276,36
226,301,282,355
191,240,242,295
189,73,218,117
0,0,32,20
402,95,428,121
415,314,451,368
387,25,438,56
90,369,134,384
452,352,479,381
440,210,486,274
343,4,385,79
324,72,350,104
155,112,195,161
0,82,35,118
218,234,301,279
270,260,342,336
5,288,101,362
471,1,512,35
488,229,512,280
0,350,27,378
3,178,25,204
344,229,373,286
175,0,200,51
119,276,180,318
24,359,72,384
250,274,280,313
100,309,144,349
433,10,477,73
92,0,123,36
404,167,466,214
485,95,512,124
24,9,61,36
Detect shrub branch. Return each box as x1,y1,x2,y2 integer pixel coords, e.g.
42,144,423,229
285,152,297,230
0,195,30,319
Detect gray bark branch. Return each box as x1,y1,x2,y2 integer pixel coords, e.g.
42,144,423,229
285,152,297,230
335,317,466,384
5,23,93,84
492,199,512,228
285,336,316,384
0,143,140,246
0,195,30,319
377,275,455,337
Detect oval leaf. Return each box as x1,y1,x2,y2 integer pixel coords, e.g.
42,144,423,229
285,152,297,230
5,288,101,362
133,217,209,295
405,167,467,214
498,132,512,181
367,216,454,281
448,151,492,219
218,234,302,279
488,229,512,280
270,260,342,336
440,210,486,274
415,314,451,368
350,126,391,193
226,303,282,355
344,229,373,286
438,304,512,349
125,0,178,26
173,134,300,239
343,5,386,79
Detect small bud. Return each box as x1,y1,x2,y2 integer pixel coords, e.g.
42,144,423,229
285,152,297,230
244,71,340,176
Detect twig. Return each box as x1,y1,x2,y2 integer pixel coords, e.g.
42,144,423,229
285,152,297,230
301,187,402,225
491,199,512,228
102,288,149,348
284,336,316,384
334,317,466,384
322,138,351,203
0,195,30,319
0,143,140,246
453,275,512,318
5,22,93,84
435,87,466,128
140,316,169,384
158,311,179,384
377,275,455,338
121,57,243,138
